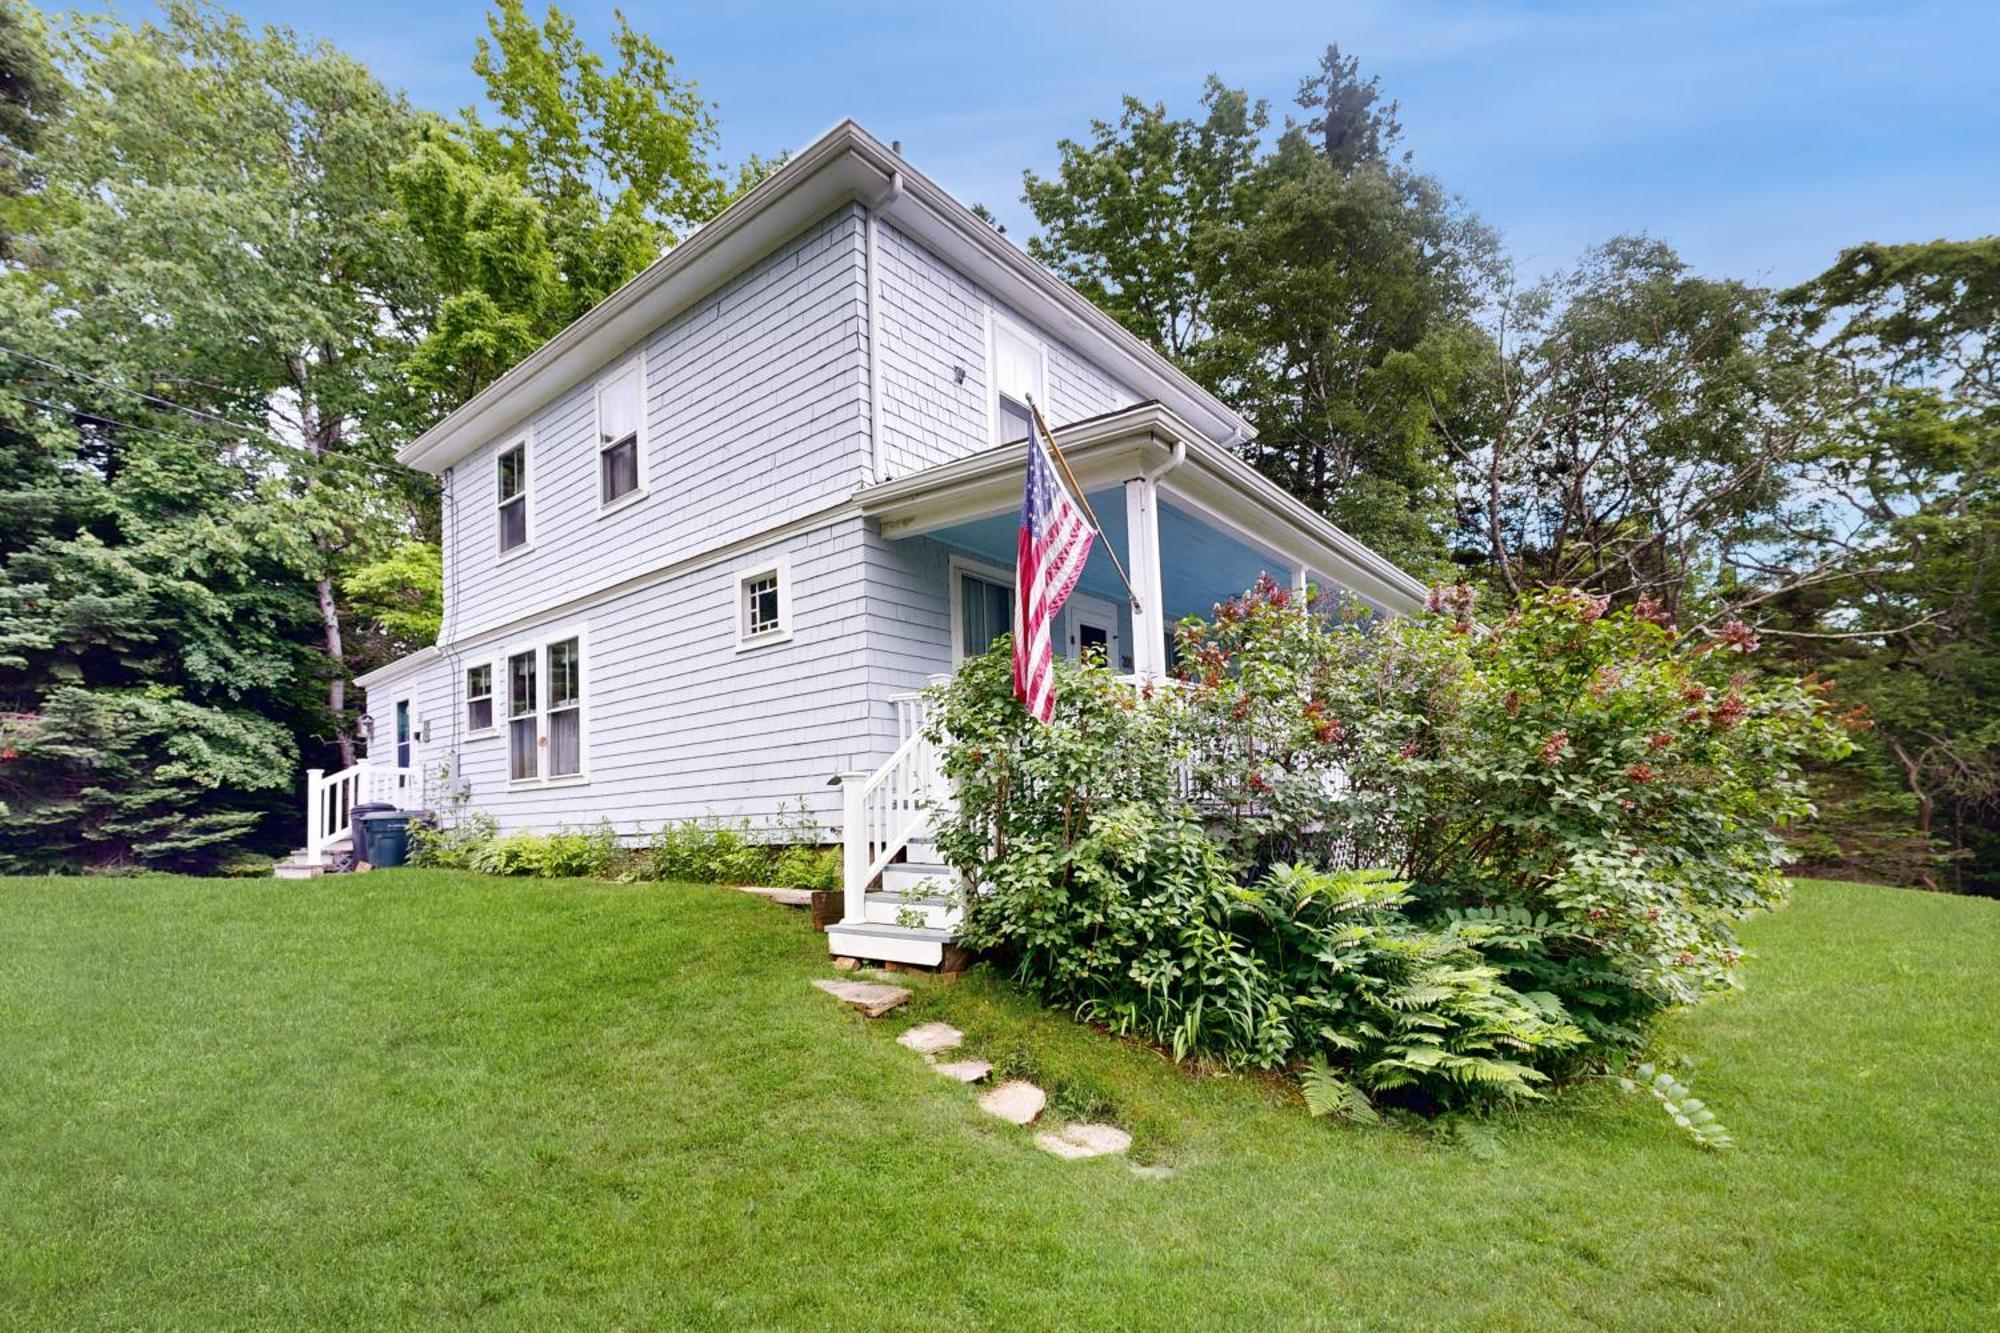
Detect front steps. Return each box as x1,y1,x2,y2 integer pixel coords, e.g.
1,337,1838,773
827,826,964,967
273,834,352,879
823,920,956,967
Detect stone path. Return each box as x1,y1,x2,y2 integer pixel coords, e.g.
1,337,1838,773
978,1080,1046,1125
1034,1123,1132,1159
810,977,911,1018
811,976,1141,1164
896,1022,964,1055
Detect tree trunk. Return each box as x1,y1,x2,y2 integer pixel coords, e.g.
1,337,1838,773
318,572,354,768
1886,736,1939,892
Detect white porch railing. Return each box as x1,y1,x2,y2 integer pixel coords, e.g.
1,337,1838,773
837,679,949,924
302,759,420,863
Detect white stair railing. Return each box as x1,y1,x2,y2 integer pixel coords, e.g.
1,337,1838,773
302,759,420,864
838,679,949,924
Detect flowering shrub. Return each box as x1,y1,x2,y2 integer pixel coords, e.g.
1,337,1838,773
928,584,1853,1115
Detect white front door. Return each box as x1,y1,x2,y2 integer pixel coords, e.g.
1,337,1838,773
1064,593,1121,669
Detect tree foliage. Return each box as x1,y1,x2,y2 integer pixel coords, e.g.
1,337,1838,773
0,1,744,869
1025,46,1499,573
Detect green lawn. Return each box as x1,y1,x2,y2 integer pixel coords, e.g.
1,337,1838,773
1,873,1994,1330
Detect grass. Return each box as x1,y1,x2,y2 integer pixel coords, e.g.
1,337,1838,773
1,873,1994,1330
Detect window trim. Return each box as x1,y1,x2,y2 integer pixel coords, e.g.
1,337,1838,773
593,353,649,513
948,554,1016,665
495,433,533,560
986,307,1050,448
464,660,498,738
731,554,794,652
504,627,590,788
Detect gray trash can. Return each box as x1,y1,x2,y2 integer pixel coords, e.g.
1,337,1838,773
358,809,415,868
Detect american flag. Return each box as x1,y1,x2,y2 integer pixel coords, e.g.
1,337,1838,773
1013,419,1095,722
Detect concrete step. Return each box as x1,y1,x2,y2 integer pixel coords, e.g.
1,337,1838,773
882,860,957,897
273,861,324,881
824,921,950,968
861,890,960,930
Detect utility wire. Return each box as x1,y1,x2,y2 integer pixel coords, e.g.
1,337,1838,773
0,342,313,456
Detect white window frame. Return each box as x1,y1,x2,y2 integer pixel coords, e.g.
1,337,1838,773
948,554,1016,665
464,660,498,738
495,433,532,560
987,308,1050,447
593,354,649,514
732,554,794,652
504,628,589,787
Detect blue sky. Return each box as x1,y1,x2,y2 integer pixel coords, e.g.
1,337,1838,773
177,0,1996,285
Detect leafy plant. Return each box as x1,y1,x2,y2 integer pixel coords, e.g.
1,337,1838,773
409,810,498,871
468,822,621,879
929,586,1850,1125
1618,1062,1734,1151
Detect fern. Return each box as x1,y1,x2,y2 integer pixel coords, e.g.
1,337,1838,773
1618,1062,1734,1150
1302,1060,1380,1123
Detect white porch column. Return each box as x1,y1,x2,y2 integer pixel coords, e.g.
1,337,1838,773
1124,477,1169,679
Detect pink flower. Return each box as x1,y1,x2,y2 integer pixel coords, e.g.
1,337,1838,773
1713,619,1761,654
1425,583,1478,620
1634,595,1676,631
1625,762,1657,784
1709,691,1748,730
1648,731,1675,752
1539,730,1569,766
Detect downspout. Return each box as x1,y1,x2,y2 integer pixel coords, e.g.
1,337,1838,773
864,170,905,484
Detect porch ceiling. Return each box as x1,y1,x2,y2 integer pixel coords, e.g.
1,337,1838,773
921,494,1295,621
856,402,1426,615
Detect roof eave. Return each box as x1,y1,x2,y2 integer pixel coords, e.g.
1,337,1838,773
396,120,1253,476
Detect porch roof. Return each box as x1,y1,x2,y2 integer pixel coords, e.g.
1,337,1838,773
855,402,1428,615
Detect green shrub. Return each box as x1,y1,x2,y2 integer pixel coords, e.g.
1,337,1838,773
645,817,773,884
770,844,839,891
929,584,1853,1115
467,822,620,879
409,810,498,870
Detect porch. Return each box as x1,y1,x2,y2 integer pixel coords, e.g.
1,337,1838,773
829,401,1427,964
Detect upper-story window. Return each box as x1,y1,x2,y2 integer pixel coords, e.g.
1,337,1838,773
990,311,1047,445
497,440,529,554
596,357,645,507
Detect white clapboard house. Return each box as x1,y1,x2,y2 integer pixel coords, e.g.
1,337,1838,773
295,121,1425,964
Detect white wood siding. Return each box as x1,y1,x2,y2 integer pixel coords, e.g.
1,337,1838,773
442,207,872,643
875,221,1139,480
376,515,877,839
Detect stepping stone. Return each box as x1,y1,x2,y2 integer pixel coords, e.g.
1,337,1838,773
734,885,812,908
811,978,911,1018
1034,1123,1132,1160
932,1059,993,1084
896,1022,964,1056
978,1079,1046,1125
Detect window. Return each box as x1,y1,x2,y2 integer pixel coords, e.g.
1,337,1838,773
506,636,586,783
733,557,793,650
546,638,581,778
497,441,528,553
957,568,1013,660
596,358,644,506
508,649,538,781
998,394,1033,445
989,312,1047,445
466,663,494,733
394,700,412,768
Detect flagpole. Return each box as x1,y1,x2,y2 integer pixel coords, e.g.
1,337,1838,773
1026,396,1142,614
